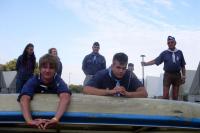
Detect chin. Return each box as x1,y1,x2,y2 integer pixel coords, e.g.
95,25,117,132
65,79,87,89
44,76,52,80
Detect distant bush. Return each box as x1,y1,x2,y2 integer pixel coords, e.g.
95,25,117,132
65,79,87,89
183,94,188,101
69,84,83,93
34,62,39,75
3,59,17,71
3,58,39,74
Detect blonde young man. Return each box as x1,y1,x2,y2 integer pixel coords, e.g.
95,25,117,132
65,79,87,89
18,54,71,130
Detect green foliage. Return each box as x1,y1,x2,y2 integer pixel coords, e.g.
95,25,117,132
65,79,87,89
3,58,39,74
183,94,188,101
3,59,17,71
69,84,83,93
34,62,39,74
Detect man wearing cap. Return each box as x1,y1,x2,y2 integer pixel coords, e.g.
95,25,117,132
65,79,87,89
82,42,106,86
141,36,186,100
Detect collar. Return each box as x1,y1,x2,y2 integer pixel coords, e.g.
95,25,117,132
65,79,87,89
167,48,179,53
91,52,99,56
38,73,57,84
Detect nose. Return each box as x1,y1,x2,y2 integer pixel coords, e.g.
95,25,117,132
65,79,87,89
44,67,51,72
119,68,124,73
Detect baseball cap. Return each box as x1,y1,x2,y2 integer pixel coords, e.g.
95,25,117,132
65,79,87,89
167,36,175,41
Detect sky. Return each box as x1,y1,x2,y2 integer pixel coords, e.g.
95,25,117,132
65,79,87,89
0,0,200,85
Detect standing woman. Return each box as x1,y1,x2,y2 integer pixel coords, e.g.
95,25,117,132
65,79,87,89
16,43,36,93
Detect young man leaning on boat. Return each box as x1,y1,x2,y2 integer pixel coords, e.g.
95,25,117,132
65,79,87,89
83,52,148,98
18,54,71,130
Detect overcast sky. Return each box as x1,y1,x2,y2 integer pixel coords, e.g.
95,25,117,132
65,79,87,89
0,0,200,85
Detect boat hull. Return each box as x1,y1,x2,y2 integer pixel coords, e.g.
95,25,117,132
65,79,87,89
0,93,200,131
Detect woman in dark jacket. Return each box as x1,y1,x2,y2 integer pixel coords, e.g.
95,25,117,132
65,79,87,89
16,43,36,93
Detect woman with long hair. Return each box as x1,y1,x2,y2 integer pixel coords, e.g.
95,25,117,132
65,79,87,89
16,43,36,93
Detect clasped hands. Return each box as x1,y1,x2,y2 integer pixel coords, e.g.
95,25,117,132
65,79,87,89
27,117,59,130
108,86,128,96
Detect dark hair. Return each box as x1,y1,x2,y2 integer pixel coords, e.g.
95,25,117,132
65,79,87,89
48,48,57,54
112,52,128,65
39,54,58,71
22,43,36,66
93,42,100,47
128,63,134,67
